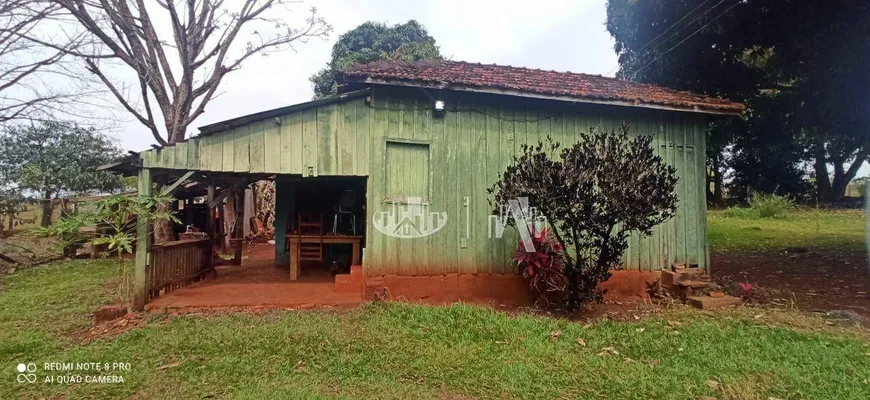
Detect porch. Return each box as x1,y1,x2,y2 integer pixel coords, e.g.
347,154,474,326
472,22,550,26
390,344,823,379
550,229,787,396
145,243,363,311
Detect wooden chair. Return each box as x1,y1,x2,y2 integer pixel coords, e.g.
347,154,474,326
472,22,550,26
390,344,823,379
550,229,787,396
296,213,323,262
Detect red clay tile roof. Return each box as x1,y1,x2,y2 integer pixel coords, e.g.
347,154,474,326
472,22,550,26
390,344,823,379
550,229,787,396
341,60,744,115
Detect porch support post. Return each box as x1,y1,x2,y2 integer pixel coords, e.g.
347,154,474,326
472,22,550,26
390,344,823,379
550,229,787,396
133,168,152,311
274,179,294,267
232,188,244,266
205,182,216,273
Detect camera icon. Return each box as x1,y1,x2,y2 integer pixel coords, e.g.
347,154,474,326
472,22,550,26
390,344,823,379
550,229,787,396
16,363,37,383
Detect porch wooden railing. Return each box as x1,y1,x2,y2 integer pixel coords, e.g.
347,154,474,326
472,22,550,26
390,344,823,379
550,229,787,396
148,238,211,301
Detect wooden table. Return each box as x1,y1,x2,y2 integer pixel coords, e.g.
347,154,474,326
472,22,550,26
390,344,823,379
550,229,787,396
286,235,363,280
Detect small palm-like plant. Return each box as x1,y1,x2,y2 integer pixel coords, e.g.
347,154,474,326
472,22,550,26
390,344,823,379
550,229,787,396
31,215,90,256
91,194,179,312
36,194,179,312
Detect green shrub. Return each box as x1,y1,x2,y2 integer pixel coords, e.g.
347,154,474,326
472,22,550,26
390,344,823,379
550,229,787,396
749,193,795,218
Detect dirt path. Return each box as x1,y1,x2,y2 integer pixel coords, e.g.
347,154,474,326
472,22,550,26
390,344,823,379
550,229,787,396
712,251,870,316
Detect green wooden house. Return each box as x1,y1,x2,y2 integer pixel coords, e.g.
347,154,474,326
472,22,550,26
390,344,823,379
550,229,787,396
128,61,742,308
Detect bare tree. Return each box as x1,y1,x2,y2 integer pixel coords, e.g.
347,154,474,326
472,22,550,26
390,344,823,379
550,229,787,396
0,1,77,123
37,0,331,145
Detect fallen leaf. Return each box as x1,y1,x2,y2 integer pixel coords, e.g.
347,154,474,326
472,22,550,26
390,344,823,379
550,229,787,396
549,330,562,341
576,338,586,347
671,330,681,335
754,314,764,319
677,347,684,352
156,362,181,370
706,380,720,390
635,328,645,333
294,361,307,373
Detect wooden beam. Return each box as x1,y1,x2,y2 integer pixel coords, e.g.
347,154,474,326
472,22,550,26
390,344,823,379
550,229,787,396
205,182,216,273
208,178,249,209
274,179,294,267
160,171,196,196
133,168,152,311
232,189,244,266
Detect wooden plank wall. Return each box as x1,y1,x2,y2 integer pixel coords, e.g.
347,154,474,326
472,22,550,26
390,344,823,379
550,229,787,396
362,88,709,276
141,100,370,176
138,86,709,275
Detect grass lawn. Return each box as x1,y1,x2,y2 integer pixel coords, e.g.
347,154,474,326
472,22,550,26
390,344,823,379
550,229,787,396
707,208,868,254
1,260,869,399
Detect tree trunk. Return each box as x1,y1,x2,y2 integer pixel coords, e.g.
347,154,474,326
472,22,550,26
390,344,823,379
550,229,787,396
153,203,175,244
814,146,867,203
39,192,53,227
813,148,834,203
706,154,724,205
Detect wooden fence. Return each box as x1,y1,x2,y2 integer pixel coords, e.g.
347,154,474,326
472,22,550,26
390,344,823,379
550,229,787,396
148,238,211,301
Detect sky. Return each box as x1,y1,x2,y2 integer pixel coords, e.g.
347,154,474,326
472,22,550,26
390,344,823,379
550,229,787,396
114,0,618,152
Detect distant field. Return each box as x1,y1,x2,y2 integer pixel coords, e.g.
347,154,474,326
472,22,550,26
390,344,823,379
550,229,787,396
707,208,868,254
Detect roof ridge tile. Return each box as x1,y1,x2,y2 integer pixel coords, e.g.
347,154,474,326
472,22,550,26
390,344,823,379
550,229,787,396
342,60,744,115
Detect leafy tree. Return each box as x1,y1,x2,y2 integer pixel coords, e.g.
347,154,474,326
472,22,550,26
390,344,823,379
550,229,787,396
726,92,810,201
606,0,869,203
0,121,124,226
489,126,678,309
0,188,26,234
310,20,441,99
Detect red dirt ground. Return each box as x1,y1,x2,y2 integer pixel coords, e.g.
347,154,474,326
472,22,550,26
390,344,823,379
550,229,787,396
145,244,362,312
711,251,870,316
143,241,870,319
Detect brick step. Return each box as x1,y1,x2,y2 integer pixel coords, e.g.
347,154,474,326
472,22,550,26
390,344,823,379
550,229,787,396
334,274,358,293
335,265,365,294
686,295,741,309
675,280,716,289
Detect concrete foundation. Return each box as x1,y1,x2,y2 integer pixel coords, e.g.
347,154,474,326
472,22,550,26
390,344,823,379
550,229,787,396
362,269,662,305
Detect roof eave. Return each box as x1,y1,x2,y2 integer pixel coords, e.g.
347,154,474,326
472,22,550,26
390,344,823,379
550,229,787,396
195,88,371,136
354,77,744,117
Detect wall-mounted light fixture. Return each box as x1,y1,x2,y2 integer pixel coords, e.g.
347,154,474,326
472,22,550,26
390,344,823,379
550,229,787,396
433,100,445,117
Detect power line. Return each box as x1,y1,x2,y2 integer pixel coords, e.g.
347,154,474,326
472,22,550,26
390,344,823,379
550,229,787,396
635,0,729,65
638,0,717,54
603,0,717,76
628,0,743,80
